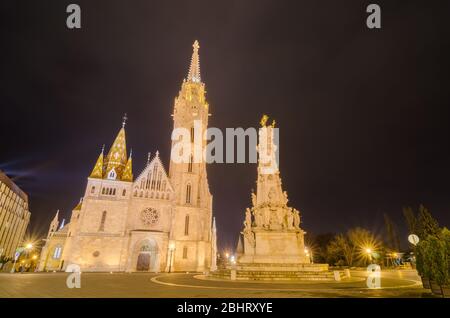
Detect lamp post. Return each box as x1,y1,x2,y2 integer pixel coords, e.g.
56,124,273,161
11,243,33,273
168,242,175,273
365,248,373,264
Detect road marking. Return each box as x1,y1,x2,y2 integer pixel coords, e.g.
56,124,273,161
150,274,422,292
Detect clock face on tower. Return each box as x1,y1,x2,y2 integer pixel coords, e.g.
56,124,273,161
140,208,160,226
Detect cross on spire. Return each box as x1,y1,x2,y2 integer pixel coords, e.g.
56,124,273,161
122,113,128,128
187,40,201,83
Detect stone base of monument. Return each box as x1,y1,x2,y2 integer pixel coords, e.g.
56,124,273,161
210,263,341,281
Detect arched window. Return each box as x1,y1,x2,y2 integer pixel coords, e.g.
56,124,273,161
102,188,106,195
183,246,188,259
185,184,191,204
108,170,116,180
113,188,116,195
184,214,190,236
91,186,95,194
99,211,107,231
188,155,193,172
53,245,62,259
122,189,126,196
190,127,195,143
157,172,162,190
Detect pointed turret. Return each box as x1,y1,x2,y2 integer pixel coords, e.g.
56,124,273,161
104,114,128,180
47,210,59,239
187,40,201,83
89,145,105,178
210,217,217,271
121,149,133,182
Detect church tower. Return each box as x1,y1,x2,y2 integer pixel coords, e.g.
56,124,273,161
169,41,213,271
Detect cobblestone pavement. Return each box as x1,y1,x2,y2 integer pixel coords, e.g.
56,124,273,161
0,269,436,298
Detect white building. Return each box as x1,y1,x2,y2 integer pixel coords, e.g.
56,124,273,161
39,41,214,273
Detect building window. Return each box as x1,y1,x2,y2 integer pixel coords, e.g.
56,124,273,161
113,188,116,195
183,246,188,259
184,214,189,236
108,170,116,180
188,155,193,172
99,211,107,231
102,188,106,195
122,189,126,196
53,246,62,259
91,186,95,194
185,184,191,204
190,127,195,143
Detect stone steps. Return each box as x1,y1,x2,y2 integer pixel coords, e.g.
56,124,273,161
209,269,340,281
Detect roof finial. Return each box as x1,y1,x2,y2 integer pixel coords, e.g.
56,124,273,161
187,40,201,83
129,148,133,158
155,150,159,157
122,113,128,128
146,152,151,166
101,144,105,154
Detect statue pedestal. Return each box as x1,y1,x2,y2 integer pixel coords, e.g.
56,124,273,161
239,230,310,264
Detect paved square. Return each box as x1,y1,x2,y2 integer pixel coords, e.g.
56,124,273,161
0,270,435,298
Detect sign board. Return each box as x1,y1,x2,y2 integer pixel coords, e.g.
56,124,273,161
408,234,420,246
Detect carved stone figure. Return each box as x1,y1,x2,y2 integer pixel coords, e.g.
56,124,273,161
244,208,252,230
286,209,294,229
293,209,300,229
251,191,257,207
283,191,289,205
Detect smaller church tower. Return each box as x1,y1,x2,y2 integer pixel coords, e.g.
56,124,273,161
47,210,60,239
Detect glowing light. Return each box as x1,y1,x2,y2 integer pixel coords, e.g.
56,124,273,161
32,255,37,260
365,248,372,254
169,242,176,250
25,243,33,249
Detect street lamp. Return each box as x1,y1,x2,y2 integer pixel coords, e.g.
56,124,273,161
365,248,373,263
168,242,175,273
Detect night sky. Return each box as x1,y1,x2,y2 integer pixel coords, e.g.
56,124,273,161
1,0,449,251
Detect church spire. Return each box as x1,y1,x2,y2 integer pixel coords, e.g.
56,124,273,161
187,40,201,83
47,210,59,238
104,117,128,179
89,145,104,178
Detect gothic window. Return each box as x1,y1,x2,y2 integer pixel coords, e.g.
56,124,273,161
185,184,191,204
184,214,190,236
91,186,95,194
157,172,162,190
102,188,106,195
122,189,126,196
190,127,195,143
113,188,116,195
188,155,193,172
53,245,62,259
108,170,116,180
183,246,188,259
99,211,107,231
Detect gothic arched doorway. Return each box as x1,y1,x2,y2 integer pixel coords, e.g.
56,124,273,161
136,239,158,272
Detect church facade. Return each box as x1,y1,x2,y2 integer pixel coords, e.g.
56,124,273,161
38,41,214,273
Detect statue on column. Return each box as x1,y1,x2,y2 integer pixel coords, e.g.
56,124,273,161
244,208,252,230
286,209,294,229
283,191,289,206
253,209,263,227
293,209,301,229
251,191,257,208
